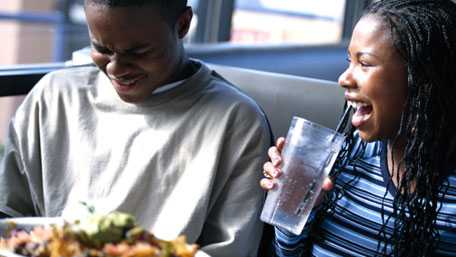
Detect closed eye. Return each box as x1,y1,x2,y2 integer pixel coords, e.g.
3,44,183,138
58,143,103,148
359,60,374,67
130,48,151,55
92,44,113,55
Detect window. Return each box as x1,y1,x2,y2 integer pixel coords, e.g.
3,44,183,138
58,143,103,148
231,0,346,44
0,0,355,148
0,0,89,146
0,0,88,67
0,0,204,147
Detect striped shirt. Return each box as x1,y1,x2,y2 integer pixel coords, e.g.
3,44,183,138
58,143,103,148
274,134,456,256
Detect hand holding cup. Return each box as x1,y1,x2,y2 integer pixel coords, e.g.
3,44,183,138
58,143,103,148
260,137,334,197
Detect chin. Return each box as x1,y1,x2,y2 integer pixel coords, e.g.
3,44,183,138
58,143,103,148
118,93,142,103
358,130,380,142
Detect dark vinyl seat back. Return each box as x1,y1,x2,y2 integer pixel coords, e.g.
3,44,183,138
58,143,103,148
210,64,345,139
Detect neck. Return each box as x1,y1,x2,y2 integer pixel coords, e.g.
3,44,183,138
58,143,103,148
176,57,196,81
387,136,407,187
168,53,195,84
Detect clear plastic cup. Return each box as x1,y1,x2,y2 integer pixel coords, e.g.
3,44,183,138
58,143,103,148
260,116,346,235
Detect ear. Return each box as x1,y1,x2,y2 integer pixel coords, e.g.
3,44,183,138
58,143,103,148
176,7,193,39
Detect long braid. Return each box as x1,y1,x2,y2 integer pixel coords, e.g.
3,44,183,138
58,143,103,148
364,1,456,256
307,1,456,256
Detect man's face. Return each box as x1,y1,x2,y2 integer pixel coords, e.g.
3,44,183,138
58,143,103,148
85,4,191,103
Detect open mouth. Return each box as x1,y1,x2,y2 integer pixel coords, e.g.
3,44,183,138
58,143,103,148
348,100,373,128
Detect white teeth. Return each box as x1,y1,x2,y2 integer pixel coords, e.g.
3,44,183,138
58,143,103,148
119,80,135,85
347,101,369,110
112,78,137,86
108,75,141,86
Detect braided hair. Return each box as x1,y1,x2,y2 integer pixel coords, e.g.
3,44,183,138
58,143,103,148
309,0,456,256
366,1,456,255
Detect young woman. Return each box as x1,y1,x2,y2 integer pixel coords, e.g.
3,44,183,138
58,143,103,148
261,0,456,256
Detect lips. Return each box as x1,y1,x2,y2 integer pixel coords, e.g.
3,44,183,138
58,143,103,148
347,100,373,128
109,75,147,93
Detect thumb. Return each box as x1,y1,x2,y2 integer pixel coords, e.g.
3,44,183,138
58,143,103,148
321,177,334,192
314,177,334,207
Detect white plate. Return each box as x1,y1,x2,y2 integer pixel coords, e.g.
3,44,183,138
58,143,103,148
0,250,26,257
0,217,64,237
195,251,211,257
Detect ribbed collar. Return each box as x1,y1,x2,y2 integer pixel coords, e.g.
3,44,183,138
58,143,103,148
91,60,212,112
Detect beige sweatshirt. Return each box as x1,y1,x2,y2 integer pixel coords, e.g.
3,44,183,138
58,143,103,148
0,61,271,257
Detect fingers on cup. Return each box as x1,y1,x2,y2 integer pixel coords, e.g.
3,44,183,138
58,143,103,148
260,178,275,190
268,147,282,167
322,177,334,191
276,137,286,151
263,162,281,178
314,179,333,206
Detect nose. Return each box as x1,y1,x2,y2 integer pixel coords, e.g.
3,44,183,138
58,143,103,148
338,65,355,89
106,53,133,79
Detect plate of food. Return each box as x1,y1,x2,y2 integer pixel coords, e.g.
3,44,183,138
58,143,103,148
0,212,204,257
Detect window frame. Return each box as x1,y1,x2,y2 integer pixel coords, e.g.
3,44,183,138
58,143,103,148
0,0,371,97
0,63,89,97
198,0,370,43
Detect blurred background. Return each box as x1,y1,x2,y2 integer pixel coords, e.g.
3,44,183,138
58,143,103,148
0,0,348,147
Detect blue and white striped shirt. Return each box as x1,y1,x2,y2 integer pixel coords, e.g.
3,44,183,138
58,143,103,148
274,135,456,256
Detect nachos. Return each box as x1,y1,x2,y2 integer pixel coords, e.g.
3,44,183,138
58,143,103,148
0,212,197,257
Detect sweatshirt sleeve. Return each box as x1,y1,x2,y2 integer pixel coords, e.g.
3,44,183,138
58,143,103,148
0,74,51,217
0,114,39,217
196,103,272,257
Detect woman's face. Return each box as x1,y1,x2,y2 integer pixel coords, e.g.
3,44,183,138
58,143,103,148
338,15,408,142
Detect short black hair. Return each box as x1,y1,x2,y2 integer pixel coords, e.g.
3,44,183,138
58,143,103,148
85,0,188,23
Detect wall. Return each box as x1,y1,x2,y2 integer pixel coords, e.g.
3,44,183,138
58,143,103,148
0,0,55,144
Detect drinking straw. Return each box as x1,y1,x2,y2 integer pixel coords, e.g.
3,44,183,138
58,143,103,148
335,105,353,133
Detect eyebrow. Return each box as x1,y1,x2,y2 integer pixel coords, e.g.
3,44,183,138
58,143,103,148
91,42,107,50
356,51,381,59
91,41,150,54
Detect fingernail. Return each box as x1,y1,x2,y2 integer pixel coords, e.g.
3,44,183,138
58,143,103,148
266,180,274,189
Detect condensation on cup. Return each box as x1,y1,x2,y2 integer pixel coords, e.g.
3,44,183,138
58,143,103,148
260,116,346,235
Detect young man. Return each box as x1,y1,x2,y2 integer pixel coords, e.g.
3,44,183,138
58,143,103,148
0,1,271,256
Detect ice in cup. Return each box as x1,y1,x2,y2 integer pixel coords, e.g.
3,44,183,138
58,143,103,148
260,116,346,235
